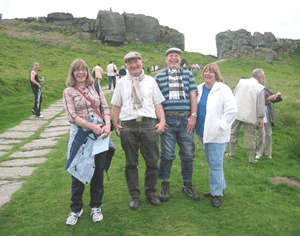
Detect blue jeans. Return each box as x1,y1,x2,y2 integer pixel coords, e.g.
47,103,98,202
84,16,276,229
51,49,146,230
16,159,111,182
159,116,195,182
108,76,116,89
200,136,227,196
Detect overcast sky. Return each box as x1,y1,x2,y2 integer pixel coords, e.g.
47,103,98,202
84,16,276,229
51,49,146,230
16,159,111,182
1,0,300,56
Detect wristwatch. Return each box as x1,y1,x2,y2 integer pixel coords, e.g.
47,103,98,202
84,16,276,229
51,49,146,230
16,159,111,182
191,113,197,118
106,121,111,125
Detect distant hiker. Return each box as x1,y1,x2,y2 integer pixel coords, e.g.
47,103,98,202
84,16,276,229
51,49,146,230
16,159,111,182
63,59,114,226
227,68,266,164
155,65,158,71
106,60,118,90
111,51,166,211
151,65,154,73
147,66,150,74
92,64,104,85
256,76,282,160
183,63,187,70
119,66,127,78
30,62,44,118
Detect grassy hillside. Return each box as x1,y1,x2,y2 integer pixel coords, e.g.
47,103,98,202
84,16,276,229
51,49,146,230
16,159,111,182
0,25,300,235
0,31,214,133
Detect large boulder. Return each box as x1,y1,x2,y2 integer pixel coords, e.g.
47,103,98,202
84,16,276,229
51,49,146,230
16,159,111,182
123,13,160,44
96,11,126,46
255,48,277,63
250,32,266,47
47,12,73,22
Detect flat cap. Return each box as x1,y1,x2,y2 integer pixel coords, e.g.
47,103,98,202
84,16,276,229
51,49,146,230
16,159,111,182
124,52,142,63
165,47,182,56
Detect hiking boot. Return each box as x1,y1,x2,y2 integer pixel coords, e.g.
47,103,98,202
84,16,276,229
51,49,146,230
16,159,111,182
129,197,139,210
66,209,83,226
159,182,170,202
211,196,221,208
146,195,161,206
181,181,199,201
90,207,103,223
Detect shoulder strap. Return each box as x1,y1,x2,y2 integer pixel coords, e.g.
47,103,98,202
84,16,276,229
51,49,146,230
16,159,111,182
74,87,103,119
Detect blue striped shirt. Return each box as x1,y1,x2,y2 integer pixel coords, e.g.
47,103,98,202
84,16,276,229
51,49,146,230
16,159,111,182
155,69,198,112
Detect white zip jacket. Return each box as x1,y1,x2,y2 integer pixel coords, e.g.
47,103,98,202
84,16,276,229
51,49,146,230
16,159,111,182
195,82,237,144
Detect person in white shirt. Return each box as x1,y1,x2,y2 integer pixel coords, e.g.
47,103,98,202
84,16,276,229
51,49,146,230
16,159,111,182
106,60,117,90
227,68,266,164
111,51,166,211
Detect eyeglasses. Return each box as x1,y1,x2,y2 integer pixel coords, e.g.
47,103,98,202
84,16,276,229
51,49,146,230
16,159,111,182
73,68,87,72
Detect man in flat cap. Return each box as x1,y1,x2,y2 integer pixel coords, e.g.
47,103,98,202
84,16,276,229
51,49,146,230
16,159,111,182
111,51,166,210
155,47,199,202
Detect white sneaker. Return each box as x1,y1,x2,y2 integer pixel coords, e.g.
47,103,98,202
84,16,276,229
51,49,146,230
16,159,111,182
268,156,273,159
90,207,103,223
66,209,83,226
255,155,261,159
37,114,44,118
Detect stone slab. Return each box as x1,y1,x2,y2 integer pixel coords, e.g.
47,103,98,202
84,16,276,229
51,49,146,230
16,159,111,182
9,149,52,158
43,126,70,132
0,139,22,144
0,151,7,157
40,130,69,138
19,120,47,126
0,145,13,150
1,157,48,166
0,132,35,139
47,119,70,127
8,123,44,132
20,137,59,150
0,167,37,179
0,181,25,209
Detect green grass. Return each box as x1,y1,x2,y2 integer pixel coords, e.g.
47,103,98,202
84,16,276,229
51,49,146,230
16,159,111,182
0,25,300,235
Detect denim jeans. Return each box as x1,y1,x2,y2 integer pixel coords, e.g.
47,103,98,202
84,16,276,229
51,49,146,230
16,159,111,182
159,116,195,182
108,76,116,89
32,89,42,116
200,136,227,196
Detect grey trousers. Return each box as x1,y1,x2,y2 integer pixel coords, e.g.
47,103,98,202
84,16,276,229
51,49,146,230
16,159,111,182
120,118,159,198
257,115,272,157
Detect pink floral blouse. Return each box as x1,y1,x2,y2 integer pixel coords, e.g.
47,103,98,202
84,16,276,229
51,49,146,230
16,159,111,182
63,84,110,124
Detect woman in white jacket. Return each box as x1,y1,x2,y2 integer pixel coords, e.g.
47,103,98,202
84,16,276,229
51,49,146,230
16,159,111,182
195,63,237,208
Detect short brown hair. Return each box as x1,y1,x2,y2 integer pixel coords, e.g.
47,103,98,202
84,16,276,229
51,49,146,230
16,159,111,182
66,59,94,87
201,63,224,82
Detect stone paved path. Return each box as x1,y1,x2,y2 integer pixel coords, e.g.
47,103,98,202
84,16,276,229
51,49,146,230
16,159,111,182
0,86,113,210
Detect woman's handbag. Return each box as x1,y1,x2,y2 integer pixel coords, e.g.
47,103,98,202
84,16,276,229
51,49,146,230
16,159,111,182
74,87,115,131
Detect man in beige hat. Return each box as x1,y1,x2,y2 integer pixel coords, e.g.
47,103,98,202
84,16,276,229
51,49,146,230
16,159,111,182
111,51,166,211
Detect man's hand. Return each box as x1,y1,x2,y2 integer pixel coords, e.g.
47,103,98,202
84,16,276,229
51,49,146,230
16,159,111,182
186,116,196,133
155,121,168,134
258,117,264,129
115,124,123,137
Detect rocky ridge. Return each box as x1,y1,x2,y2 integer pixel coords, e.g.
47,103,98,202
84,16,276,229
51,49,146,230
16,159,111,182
216,29,300,63
2,11,184,50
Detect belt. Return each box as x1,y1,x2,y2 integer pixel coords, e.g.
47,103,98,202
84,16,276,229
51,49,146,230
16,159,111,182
165,111,191,117
122,117,155,124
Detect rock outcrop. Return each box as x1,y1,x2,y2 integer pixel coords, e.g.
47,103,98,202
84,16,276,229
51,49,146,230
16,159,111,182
216,29,300,63
11,11,184,50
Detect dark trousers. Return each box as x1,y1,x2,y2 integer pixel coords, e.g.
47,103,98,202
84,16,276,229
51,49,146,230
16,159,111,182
70,152,106,212
120,118,159,198
32,89,42,116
